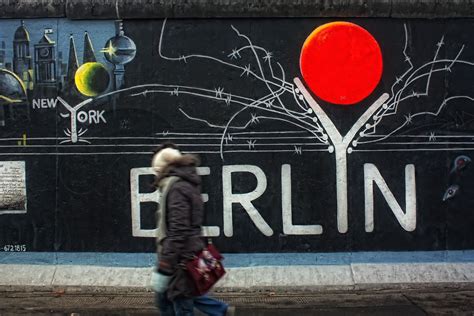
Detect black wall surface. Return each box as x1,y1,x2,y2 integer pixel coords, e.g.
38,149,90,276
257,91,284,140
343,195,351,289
0,18,473,253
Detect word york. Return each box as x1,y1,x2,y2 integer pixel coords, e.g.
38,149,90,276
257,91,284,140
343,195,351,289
77,110,107,124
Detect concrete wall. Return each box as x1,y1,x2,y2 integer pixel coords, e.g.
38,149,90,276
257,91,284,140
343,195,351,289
0,1,473,276
1,0,474,19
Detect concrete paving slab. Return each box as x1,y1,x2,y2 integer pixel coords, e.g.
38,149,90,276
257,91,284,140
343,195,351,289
1,262,473,290
217,265,354,289
52,265,152,288
452,263,474,280
351,263,474,284
0,264,55,286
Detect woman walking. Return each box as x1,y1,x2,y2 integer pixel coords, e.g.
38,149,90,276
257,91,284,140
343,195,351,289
150,143,234,316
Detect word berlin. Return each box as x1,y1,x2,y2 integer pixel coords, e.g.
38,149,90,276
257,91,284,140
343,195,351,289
130,162,416,238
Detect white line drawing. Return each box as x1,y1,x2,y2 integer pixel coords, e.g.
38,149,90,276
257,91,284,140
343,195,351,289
354,24,474,146
57,97,93,144
38,20,472,158
54,20,330,150
153,20,334,159
151,20,473,157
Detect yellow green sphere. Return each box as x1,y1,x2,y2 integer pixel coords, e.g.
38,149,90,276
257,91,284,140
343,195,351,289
74,62,110,97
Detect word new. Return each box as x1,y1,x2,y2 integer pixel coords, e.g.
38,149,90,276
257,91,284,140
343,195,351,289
32,98,57,109
130,164,416,238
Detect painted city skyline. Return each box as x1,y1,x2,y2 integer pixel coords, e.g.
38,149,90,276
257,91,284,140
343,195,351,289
0,19,113,68
0,19,115,97
0,19,118,126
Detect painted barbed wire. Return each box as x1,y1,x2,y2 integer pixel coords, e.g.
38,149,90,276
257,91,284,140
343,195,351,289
58,21,473,155
138,19,330,159
355,24,474,146
56,20,349,148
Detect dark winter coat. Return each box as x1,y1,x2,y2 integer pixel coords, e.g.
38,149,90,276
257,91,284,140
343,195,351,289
156,154,205,300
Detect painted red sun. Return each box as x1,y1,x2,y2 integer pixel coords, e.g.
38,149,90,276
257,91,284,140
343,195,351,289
300,22,383,105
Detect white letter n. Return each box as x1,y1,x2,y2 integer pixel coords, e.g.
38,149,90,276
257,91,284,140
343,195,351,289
364,163,416,232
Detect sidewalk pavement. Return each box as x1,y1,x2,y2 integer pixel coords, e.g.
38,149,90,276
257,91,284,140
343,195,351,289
1,251,474,314
1,285,474,315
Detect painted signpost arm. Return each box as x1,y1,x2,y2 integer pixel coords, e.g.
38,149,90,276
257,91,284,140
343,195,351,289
57,97,93,143
293,77,342,144
343,93,390,146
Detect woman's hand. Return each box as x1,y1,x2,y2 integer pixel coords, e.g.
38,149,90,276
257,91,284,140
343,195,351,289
150,271,171,293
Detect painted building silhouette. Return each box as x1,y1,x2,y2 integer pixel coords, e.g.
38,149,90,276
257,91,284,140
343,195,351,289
12,21,33,91
34,30,57,88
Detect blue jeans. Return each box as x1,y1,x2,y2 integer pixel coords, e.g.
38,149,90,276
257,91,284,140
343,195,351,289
156,292,228,316
194,295,229,316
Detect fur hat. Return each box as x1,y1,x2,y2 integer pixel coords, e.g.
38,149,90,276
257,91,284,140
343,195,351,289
151,147,182,174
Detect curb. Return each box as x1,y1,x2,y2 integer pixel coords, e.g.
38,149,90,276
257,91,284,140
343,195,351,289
1,262,474,292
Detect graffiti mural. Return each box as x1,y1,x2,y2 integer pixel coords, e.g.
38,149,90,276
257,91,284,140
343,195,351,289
0,18,473,253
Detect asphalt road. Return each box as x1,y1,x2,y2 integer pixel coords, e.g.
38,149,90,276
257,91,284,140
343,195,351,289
1,285,474,315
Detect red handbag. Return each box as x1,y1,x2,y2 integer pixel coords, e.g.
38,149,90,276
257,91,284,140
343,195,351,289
186,242,226,295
